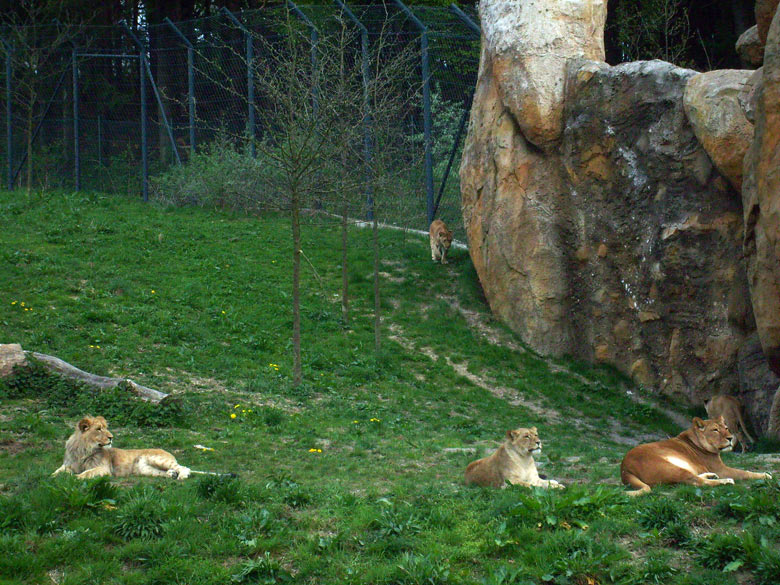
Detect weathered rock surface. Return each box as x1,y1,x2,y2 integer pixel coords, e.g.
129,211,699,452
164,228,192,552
739,67,764,124
742,7,780,377
461,2,750,402
756,0,780,44
738,333,780,433
684,70,754,190
479,0,607,150
736,25,764,67
0,343,26,378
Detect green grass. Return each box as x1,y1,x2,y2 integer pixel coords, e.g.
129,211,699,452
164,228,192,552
1,189,779,585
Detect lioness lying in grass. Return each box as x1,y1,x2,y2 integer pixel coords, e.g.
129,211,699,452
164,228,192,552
465,427,564,489
620,416,771,496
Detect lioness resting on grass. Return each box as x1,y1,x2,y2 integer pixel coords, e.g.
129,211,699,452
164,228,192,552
464,427,564,489
620,416,771,496
52,416,191,480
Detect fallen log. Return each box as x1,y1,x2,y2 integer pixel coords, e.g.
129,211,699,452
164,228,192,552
0,343,168,403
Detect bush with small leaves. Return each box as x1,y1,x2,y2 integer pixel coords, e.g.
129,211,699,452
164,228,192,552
230,551,292,584
113,489,167,540
396,553,452,585
636,497,686,530
195,474,243,505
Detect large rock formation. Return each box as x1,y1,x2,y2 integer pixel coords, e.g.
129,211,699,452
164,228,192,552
742,7,780,378
756,0,780,44
737,25,764,67
460,0,764,408
480,0,607,150
683,70,754,190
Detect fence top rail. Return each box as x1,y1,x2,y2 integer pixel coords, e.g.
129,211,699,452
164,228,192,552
76,52,140,59
0,4,480,40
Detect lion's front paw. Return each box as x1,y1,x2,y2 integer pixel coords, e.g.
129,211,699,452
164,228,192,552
548,479,565,489
699,472,720,480
166,469,179,480
176,466,191,480
764,472,773,480
723,478,735,485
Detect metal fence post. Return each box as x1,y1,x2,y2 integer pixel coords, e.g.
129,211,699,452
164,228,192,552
122,23,181,167
163,17,196,159
2,39,12,190
287,1,319,118
12,66,70,187
449,4,481,36
334,0,373,220
141,51,148,202
220,7,255,158
430,4,481,218
393,0,434,225
97,115,102,167
72,48,80,191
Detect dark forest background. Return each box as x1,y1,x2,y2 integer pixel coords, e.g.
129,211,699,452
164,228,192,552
0,0,759,72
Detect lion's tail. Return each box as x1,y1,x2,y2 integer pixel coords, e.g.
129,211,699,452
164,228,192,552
188,469,237,478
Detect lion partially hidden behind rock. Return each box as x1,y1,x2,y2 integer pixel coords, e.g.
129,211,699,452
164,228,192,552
464,427,564,489
705,395,755,452
53,415,192,480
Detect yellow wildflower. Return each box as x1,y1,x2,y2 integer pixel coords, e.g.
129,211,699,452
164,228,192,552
230,413,237,419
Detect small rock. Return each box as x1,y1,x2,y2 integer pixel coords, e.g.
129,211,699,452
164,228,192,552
0,344,26,378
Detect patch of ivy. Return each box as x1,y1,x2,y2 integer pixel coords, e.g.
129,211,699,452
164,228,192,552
0,359,185,427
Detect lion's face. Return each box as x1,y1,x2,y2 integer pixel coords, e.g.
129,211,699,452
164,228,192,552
692,416,733,453
437,229,453,249
77,416,114,451
506,427,541,456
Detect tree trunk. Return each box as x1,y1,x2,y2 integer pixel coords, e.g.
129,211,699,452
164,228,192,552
373,212,381,353
341,195,349,326
292,184,303,386
26,99,33,192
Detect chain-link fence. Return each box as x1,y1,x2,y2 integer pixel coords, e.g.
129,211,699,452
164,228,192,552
0,2,479,239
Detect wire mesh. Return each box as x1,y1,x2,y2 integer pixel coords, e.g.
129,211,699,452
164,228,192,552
0,3,480,240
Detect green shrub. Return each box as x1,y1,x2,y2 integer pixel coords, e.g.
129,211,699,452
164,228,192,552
715,479,780,524
495,484,625,533
371,503,424,538
1,360,184,427
195,473,243,504
231,551,292,584
151,137,282,212
395,553,452,585
696,533,747,570
480,565,534,585
754,547,780,585
113,489,168,540
636,497,686,530
46,474,118,514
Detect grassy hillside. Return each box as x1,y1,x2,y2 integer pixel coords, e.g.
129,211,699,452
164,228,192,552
1,190,779,585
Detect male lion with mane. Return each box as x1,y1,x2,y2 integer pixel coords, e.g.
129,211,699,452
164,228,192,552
53,415,191,480
464,427,564,489
620,416,771,496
